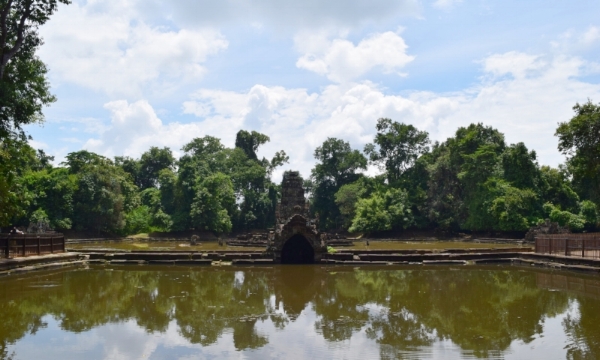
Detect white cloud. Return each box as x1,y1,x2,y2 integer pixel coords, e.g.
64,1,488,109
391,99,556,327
82,52,600,180
185,52,600,177
551,26,600,53
83,100,208,158
295,31,415,83
483,51,544,79
432,0,463,9
137,0,420,31
581,26,600,45
39,0,228,97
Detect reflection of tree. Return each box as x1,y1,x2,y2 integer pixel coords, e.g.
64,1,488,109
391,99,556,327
312,269,371,342
232,320,268,350
0,265,596,358
311,266,571,358
563,297,600,359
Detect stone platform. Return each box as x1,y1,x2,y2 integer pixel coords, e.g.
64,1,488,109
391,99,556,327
0,252,87,276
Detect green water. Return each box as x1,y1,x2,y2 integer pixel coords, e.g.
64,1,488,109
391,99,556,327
1,265,598,359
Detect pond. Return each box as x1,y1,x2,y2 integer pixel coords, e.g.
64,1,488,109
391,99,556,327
1,265,598,359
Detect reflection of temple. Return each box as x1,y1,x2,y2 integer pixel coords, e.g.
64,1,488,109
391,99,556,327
269,171,325,264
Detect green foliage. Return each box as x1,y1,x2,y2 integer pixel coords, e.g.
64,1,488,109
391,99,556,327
335,180,369,229
349,193,390,233
538,166,579,212
487,180,539,231
364,118,430,184
20,167,76,229
190,173,235,234
501,142,540,190
5,100,600,236
556,100,600,205
235,130,270,161
139,187,172,231
349,188,413,234
580,200,599,230
0,0,70,140
544,202,586,233
137,147,175,189
63,150,110,173
426,123,506,231
71,158,139,234
124,206,152,234
29,207,48,224
311,138,367,229
0,138,29,225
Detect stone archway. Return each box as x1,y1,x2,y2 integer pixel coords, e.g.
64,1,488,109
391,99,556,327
280,234,315,264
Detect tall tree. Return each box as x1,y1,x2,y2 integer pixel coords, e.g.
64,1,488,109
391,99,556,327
364,118,430,185
0,0,69,138
556,100,600,205
311,138,367,229
0,137,36,225
426,123,506,231
235,130,270,161
137,146,175,189
501,142,540,190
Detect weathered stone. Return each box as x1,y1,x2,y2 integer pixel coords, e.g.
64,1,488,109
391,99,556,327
271,171,324,263
525,219,569,242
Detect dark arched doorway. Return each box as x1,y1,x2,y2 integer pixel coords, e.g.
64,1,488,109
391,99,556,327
281,234,315,264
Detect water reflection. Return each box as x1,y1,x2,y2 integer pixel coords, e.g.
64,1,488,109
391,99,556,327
0,265,599,359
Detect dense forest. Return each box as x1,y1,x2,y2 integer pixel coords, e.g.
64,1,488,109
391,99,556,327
1,1,599,236
1,104,600,236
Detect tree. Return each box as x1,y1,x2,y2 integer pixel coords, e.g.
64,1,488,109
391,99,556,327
311,138,367,229
20,167,76,230
114,156,140,185
235,130,270,161
0,137,34,225
67,151,139,234
543,202,586,232
190,173,235,234
349,188,413,234
62,150,110,173
364,118,430,185
137,146,175,189
538,166,579,213
501,142,539,190
556,100,600,205
426,124,506,231
487,179,539,232
335,181,367,229
0,0,69,138
580,200,599,231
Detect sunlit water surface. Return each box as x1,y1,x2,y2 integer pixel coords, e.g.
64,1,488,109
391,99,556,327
1,265,599,359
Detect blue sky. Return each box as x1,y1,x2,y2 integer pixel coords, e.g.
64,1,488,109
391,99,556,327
26,0,600,178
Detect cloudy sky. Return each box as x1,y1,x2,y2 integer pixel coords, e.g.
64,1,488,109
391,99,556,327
27,0,600,179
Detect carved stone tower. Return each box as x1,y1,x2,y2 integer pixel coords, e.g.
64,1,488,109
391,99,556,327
270,171,324,263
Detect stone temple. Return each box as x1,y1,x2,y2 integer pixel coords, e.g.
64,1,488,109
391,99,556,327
268,171,325,264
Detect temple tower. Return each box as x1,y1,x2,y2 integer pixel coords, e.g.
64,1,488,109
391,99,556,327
270,171,324,264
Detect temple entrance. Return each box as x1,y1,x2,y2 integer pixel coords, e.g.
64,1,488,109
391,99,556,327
280,234,315,264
